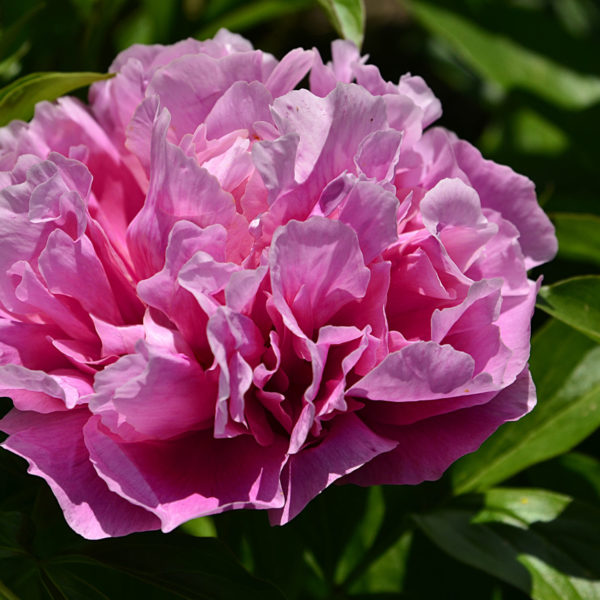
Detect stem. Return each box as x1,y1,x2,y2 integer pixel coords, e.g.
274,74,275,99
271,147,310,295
0,578,22,600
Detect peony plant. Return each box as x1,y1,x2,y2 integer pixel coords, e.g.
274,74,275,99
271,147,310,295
0,30,556,539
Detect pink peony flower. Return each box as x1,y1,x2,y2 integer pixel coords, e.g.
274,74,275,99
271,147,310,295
0,31,557,538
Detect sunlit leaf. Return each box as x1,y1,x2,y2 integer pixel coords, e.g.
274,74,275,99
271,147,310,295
512,109,569,156
0,71,113,125
410,1,600,109
537,276,600,343
451,319,600,494
414,488,600,600
316,0,365,48
180,516,217,538
552,213,600,267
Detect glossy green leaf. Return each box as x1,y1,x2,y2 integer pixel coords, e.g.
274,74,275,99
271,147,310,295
316,0,365,49
0,71,113,126
451,319,600,495
552,214,600,267
414,488,600,600
537,277,600,343
410,1,600,109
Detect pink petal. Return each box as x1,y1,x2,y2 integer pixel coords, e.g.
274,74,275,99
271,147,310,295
270,413,396,524
270,217,370,336
354,129,403,182
83,416,286,532
453,140,557,268
204,81,273,139
265,48,314,97
146,52,265,137
90,341,217,441
38,229,122,324
349,341,478,402
339,180,399,263
345,368,535,486
1,409,160,538
126,108,235,278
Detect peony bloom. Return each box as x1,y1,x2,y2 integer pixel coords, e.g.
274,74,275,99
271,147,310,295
0,31,556,538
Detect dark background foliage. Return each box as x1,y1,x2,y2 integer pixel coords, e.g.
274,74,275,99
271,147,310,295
1,1,600,598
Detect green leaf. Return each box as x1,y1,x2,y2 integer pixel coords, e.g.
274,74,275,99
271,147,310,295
414,488,600,600
451,319,600,495
511,109,570,156
0,71,113,126
410,1,600,110
552,213,600,267
45,536,287,600
527,452,600,505
179,516,217,538
316,0,365,49
334,487,385,585
537,276,600,343
0,503,286,600
196,0,313,40
344,530,412,594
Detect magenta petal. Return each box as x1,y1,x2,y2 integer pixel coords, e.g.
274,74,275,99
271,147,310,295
1,409,160,538
339,181,399,263
398,74,442,128
90,342,217,441
252,134,299,203
454,140,557,268
354,129,403,182
345,368,535,486
349,341,476,402
265,48,314,97
206,307,265,437
38,229,122,324
0,364,91,412
270,413,396,524
204,81,273,139
127,108,235,278
270,217,370,336
83,416,286,531
146,52,264,137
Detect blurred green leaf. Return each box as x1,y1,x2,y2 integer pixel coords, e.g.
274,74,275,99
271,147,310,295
180,516,218,538
414,488,600,600
345,530,412,594
537,276,600,343
410,1,600,110
512,108,570,156
316,0,365,48
115,0,177,48
451,319,600,495
552,213,600,267
0,2,44,60
527,452,600,505
0,71,113,125
197,0,313,39
334,487,385,585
